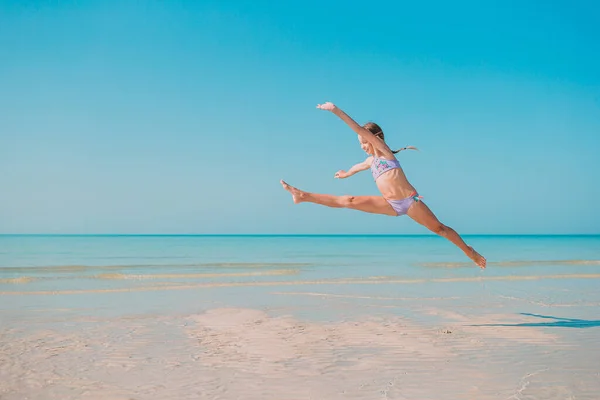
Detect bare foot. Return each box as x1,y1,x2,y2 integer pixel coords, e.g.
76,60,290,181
280,180,306,204
467,246,487,269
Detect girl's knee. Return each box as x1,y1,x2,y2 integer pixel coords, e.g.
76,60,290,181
340,195,355,208
431,223,447,235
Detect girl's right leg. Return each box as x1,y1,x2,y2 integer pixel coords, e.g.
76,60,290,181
406,201,487,269
280,180,398,217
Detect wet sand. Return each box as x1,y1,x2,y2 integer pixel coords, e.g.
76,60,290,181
2,299,599,399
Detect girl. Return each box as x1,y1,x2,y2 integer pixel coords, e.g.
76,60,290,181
280,101,486,269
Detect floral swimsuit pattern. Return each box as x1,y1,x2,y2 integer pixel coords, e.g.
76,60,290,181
370,155,422,216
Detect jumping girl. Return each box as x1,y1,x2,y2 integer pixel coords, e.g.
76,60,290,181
280,101,486,269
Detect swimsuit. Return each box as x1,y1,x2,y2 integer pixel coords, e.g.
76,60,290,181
371,155,422,216
385,193,422,216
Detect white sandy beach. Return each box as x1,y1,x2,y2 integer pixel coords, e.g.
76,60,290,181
2,302,599,400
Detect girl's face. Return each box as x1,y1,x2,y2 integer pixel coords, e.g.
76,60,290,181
358,136,373,155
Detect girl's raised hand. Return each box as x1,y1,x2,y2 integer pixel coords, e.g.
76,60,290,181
316,102,336,111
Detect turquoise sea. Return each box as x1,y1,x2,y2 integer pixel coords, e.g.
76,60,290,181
2,234,599,318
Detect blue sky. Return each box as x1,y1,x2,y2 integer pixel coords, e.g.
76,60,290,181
1,0,599,234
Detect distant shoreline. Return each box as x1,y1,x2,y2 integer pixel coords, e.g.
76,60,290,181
1,234,599,238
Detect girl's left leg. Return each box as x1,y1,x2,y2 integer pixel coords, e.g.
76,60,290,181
406,200,487,269
280,180,397,216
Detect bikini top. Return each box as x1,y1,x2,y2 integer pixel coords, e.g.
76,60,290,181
371,155,401,181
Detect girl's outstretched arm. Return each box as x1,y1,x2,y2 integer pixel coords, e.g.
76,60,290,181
335,157,372,179
317,102,390,152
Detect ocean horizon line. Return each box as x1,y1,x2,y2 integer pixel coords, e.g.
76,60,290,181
1,233,598,238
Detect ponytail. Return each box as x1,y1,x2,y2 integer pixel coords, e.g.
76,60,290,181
392,146,419,154
367,126,418,155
